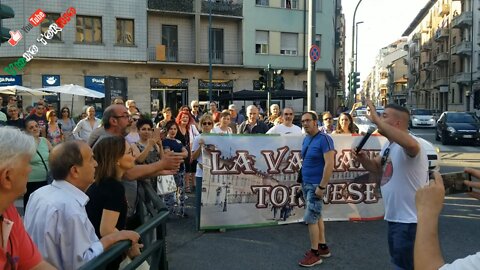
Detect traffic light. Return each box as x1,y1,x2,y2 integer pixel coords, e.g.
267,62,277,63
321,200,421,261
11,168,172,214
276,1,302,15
353,72,360,92
0,4,15,45
273,70,284,91
258,69,267,90
348,72,353,93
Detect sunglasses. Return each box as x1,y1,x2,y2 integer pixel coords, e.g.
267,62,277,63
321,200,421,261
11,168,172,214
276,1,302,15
323,117,333,121
193,105,199,108
202,122,213,126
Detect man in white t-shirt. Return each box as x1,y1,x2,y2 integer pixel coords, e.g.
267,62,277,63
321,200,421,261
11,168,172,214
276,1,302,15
266,107,302,135
352,101,428,270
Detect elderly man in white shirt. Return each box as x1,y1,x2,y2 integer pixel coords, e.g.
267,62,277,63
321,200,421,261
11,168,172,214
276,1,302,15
72,106,102,141
266,107,302,135
24,140,140,270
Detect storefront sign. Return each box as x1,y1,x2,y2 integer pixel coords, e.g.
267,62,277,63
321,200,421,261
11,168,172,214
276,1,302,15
42,75,60,87
0,75,22,86
84,76,105,93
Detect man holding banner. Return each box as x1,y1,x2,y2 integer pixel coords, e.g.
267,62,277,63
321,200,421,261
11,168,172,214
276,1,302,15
298,112,335,267
352,102,428,270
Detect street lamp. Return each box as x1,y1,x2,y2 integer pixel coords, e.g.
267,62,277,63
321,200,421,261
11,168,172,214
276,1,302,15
349,0,364,107
355,21,364,72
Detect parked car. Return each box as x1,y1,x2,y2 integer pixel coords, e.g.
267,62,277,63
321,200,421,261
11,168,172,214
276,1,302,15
410,109,436,128
435,111,480,145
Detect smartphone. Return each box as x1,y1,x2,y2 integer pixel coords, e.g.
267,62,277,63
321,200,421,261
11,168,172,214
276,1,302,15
441,172,472,195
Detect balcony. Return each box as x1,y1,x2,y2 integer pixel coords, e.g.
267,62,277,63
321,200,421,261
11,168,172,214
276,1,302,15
148,0,194,13
452,40,472,55
421,43,432,51
421,62,433,71
434,28,449,41
412,32,421,41
200,49,242,65
147,46,195,63
439,4,450,16
201,0,243,17
452,11,473,29
454,72,472,84
433,77,449,88
434,52,449,65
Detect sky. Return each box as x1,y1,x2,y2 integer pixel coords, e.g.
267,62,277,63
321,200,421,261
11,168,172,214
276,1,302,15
341,0,431,91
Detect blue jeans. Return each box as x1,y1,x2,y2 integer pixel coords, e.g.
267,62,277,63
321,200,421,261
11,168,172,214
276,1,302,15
387,222,417,270
301,183,323,224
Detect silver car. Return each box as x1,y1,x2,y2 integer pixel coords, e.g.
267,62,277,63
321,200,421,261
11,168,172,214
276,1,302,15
410,109,436,128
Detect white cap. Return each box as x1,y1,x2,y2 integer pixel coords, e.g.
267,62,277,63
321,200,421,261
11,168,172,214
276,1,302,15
228,104,236,110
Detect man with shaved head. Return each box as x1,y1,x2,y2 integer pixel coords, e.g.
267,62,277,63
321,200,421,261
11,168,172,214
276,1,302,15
352,101,428,270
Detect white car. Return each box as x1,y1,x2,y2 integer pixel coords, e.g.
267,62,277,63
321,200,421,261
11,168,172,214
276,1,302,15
410,109,436,128
353,118,440,171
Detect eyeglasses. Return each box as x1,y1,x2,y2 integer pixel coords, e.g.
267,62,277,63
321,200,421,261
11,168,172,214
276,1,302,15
193,105,199,108
284,113,293,116
202,122,213,126
301,119,313,123
323,117,333,121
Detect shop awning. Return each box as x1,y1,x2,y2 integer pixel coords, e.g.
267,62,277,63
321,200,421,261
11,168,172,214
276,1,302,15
218,89,306,101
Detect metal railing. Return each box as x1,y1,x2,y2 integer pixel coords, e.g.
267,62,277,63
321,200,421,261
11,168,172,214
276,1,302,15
79,181,169,270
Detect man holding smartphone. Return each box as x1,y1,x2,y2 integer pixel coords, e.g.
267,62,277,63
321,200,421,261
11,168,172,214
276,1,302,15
298,112,335,267
415,170,480,269
352,101,429,270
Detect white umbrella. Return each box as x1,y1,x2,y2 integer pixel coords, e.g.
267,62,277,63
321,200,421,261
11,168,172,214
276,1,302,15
37,84,105,98
0,85,55,96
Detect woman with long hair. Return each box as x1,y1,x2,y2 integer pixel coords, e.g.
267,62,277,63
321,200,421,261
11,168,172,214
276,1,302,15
46,110,63,146
175,110,199,193
332,112,357,134
162,120,189,216
58,106,76,141
86,136,140,269
24,119,53,209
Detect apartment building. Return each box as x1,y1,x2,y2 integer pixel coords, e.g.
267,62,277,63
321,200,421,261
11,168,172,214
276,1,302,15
403,0,479,113
0,0,345,116
361,39,408,107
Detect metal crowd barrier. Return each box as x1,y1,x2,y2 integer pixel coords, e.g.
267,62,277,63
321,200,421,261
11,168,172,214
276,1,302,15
79,181,169,270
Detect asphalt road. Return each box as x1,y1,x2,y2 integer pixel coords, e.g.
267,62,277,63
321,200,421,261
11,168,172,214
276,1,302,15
166,128,480,270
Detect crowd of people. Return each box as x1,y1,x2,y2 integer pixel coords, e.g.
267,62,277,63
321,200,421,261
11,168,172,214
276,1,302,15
0,95,479,269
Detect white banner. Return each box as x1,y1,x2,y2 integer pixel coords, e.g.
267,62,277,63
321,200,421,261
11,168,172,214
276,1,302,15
200,134,388,230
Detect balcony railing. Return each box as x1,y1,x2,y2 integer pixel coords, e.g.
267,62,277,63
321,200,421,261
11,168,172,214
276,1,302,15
147,47,195,63
452,11,473,29
201,0,243,17
200,49,242,65
148,0,194,13
434,52,449,65
434,28,449,41
452,40,472,55
454,72,472,84
433,77,449,88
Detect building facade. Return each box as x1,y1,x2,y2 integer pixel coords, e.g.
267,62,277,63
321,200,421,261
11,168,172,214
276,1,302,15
0,0,345,116
403,0,479,113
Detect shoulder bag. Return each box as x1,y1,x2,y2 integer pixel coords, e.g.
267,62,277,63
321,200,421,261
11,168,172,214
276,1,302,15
157,175,177,195
37,149,53,184
297,132,321,184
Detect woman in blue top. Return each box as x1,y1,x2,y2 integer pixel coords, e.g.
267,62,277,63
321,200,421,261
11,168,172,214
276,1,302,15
162,120,189,217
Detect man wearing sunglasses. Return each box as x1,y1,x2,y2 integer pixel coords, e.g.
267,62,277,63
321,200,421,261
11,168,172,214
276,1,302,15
0,127,55,270
266,107,301,135
352,101,428,270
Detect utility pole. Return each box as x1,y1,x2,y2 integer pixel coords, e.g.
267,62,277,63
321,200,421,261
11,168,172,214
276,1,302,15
208,0,213,103
307,0,316,111
349,0,364,107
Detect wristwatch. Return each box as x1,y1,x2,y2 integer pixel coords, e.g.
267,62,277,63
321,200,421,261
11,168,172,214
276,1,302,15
317,185,326,190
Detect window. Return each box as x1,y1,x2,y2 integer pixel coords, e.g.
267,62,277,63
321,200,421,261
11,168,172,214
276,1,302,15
280,32,298,56
210,28,224,64
256,0,269,6
316,0,322,12
40,13,61,41
281,0,298,9
162,25,178,62
116,18,134,45
255,31,269,54
315,34,321,53
76,15,102,44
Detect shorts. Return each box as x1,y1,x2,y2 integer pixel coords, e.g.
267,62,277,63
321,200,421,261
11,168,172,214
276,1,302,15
387,222,417,270
302,183,323,224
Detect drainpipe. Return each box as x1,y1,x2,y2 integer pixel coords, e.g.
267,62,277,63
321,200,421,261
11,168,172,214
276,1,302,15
303,0,307,71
